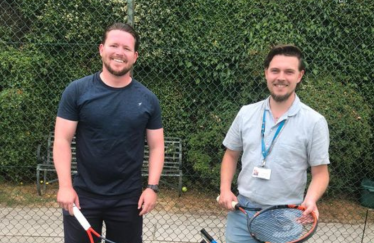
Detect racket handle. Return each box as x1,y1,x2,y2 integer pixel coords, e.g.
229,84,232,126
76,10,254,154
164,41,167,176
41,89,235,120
72,204,91,230
216,195,238,209
200,229,218,243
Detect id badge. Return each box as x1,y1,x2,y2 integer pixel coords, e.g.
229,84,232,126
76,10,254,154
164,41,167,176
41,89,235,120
252,166,271,180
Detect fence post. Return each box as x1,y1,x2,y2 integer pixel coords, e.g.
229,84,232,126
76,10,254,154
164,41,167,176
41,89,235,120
127,0,134,26
127,0,135,77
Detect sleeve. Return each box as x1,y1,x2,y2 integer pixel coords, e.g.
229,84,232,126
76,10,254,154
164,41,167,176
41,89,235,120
308,117,330,166
222,108,243,151
57,82,79,121
146,95,163,130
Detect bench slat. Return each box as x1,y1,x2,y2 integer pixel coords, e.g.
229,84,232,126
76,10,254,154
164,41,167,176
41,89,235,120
36,132,183,196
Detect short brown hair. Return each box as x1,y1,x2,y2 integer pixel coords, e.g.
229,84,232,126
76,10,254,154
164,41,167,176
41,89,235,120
101,23,140,52
264,44,305,71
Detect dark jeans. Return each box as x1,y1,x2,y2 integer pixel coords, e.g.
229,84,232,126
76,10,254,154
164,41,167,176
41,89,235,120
63,194,142,243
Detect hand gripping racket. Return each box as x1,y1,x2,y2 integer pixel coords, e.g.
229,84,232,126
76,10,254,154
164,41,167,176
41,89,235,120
72,204,117,243
217,196,318,243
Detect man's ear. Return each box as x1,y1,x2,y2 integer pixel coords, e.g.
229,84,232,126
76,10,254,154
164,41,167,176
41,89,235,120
99,44,104,57
298,70,305,83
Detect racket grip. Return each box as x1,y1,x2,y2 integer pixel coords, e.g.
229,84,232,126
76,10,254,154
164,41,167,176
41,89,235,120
200,228,218,243
216,195,238,209
72,204,91,230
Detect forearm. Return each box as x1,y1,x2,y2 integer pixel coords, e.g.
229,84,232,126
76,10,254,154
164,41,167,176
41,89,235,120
220,149,240,193
304,165,329,203
146,128,164,185
147,146,165,185
53,117,77,188
219,149,241,209
53,139,73,188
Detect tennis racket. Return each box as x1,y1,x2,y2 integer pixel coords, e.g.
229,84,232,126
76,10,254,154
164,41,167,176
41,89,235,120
200,228,218,243
217,196,318,243
72,204,117,243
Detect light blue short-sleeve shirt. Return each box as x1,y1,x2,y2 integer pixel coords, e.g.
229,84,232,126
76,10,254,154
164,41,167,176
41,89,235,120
223,95,330,205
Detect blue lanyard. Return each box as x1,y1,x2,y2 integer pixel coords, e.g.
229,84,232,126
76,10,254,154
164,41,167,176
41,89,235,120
261,110,286,166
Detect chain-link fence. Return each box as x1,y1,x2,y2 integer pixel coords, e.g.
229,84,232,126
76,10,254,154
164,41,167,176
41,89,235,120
1,0,374,242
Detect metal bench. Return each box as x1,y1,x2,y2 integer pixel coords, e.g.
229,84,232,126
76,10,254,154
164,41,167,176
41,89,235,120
36,132,183,196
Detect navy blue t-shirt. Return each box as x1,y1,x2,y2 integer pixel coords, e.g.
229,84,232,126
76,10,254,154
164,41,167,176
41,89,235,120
57,72,162,198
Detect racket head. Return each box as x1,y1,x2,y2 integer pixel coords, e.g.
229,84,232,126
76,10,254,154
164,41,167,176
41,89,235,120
248,205,318,243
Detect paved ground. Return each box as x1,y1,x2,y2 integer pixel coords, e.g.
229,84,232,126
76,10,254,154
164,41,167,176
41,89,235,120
0,207,373,243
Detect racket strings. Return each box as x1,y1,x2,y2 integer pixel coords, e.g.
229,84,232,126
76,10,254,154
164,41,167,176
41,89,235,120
249,208,314,243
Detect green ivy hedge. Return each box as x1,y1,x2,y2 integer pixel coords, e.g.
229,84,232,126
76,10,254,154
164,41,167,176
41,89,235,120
0,0,373,194
186,77,373,194
298,77,373,194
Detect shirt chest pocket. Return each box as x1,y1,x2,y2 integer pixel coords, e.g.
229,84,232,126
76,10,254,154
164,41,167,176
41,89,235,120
271,140,308,169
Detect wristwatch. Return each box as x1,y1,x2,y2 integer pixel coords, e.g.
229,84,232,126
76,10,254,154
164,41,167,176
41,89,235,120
147,184,159,193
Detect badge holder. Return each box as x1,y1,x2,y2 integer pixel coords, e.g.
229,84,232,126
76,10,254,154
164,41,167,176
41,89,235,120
252,160,271,180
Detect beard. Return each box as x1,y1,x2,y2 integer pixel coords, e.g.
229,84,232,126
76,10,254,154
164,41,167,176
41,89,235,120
269,80,297,102
270,90,294,102
103,59,132,77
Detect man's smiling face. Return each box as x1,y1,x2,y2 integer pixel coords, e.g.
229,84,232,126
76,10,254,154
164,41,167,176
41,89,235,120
99,30,138,77
265,55,304,103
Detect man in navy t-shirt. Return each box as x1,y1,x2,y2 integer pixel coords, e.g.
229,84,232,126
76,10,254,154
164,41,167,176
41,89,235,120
53,23,164,243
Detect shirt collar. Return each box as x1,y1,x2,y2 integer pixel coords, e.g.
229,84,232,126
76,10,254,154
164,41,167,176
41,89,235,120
264,94,301,118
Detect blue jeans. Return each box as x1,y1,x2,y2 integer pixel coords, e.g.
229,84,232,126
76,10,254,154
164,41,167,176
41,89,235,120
225,195,264,243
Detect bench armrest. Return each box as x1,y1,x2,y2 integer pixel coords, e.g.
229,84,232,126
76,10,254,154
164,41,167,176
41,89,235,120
36,144,44,163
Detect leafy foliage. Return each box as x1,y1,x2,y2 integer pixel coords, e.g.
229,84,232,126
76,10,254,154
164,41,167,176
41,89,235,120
0,0,373,195
299,77,373,194
187,100,238,185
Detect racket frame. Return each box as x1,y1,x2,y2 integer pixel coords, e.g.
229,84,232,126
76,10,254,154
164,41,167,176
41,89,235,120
248,204,318,243
216,196,318,243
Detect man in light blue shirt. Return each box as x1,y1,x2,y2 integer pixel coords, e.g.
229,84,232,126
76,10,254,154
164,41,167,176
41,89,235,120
218,44,330,243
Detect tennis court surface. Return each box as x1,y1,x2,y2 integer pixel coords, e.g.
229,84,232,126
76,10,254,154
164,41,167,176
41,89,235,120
0,207,373,242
